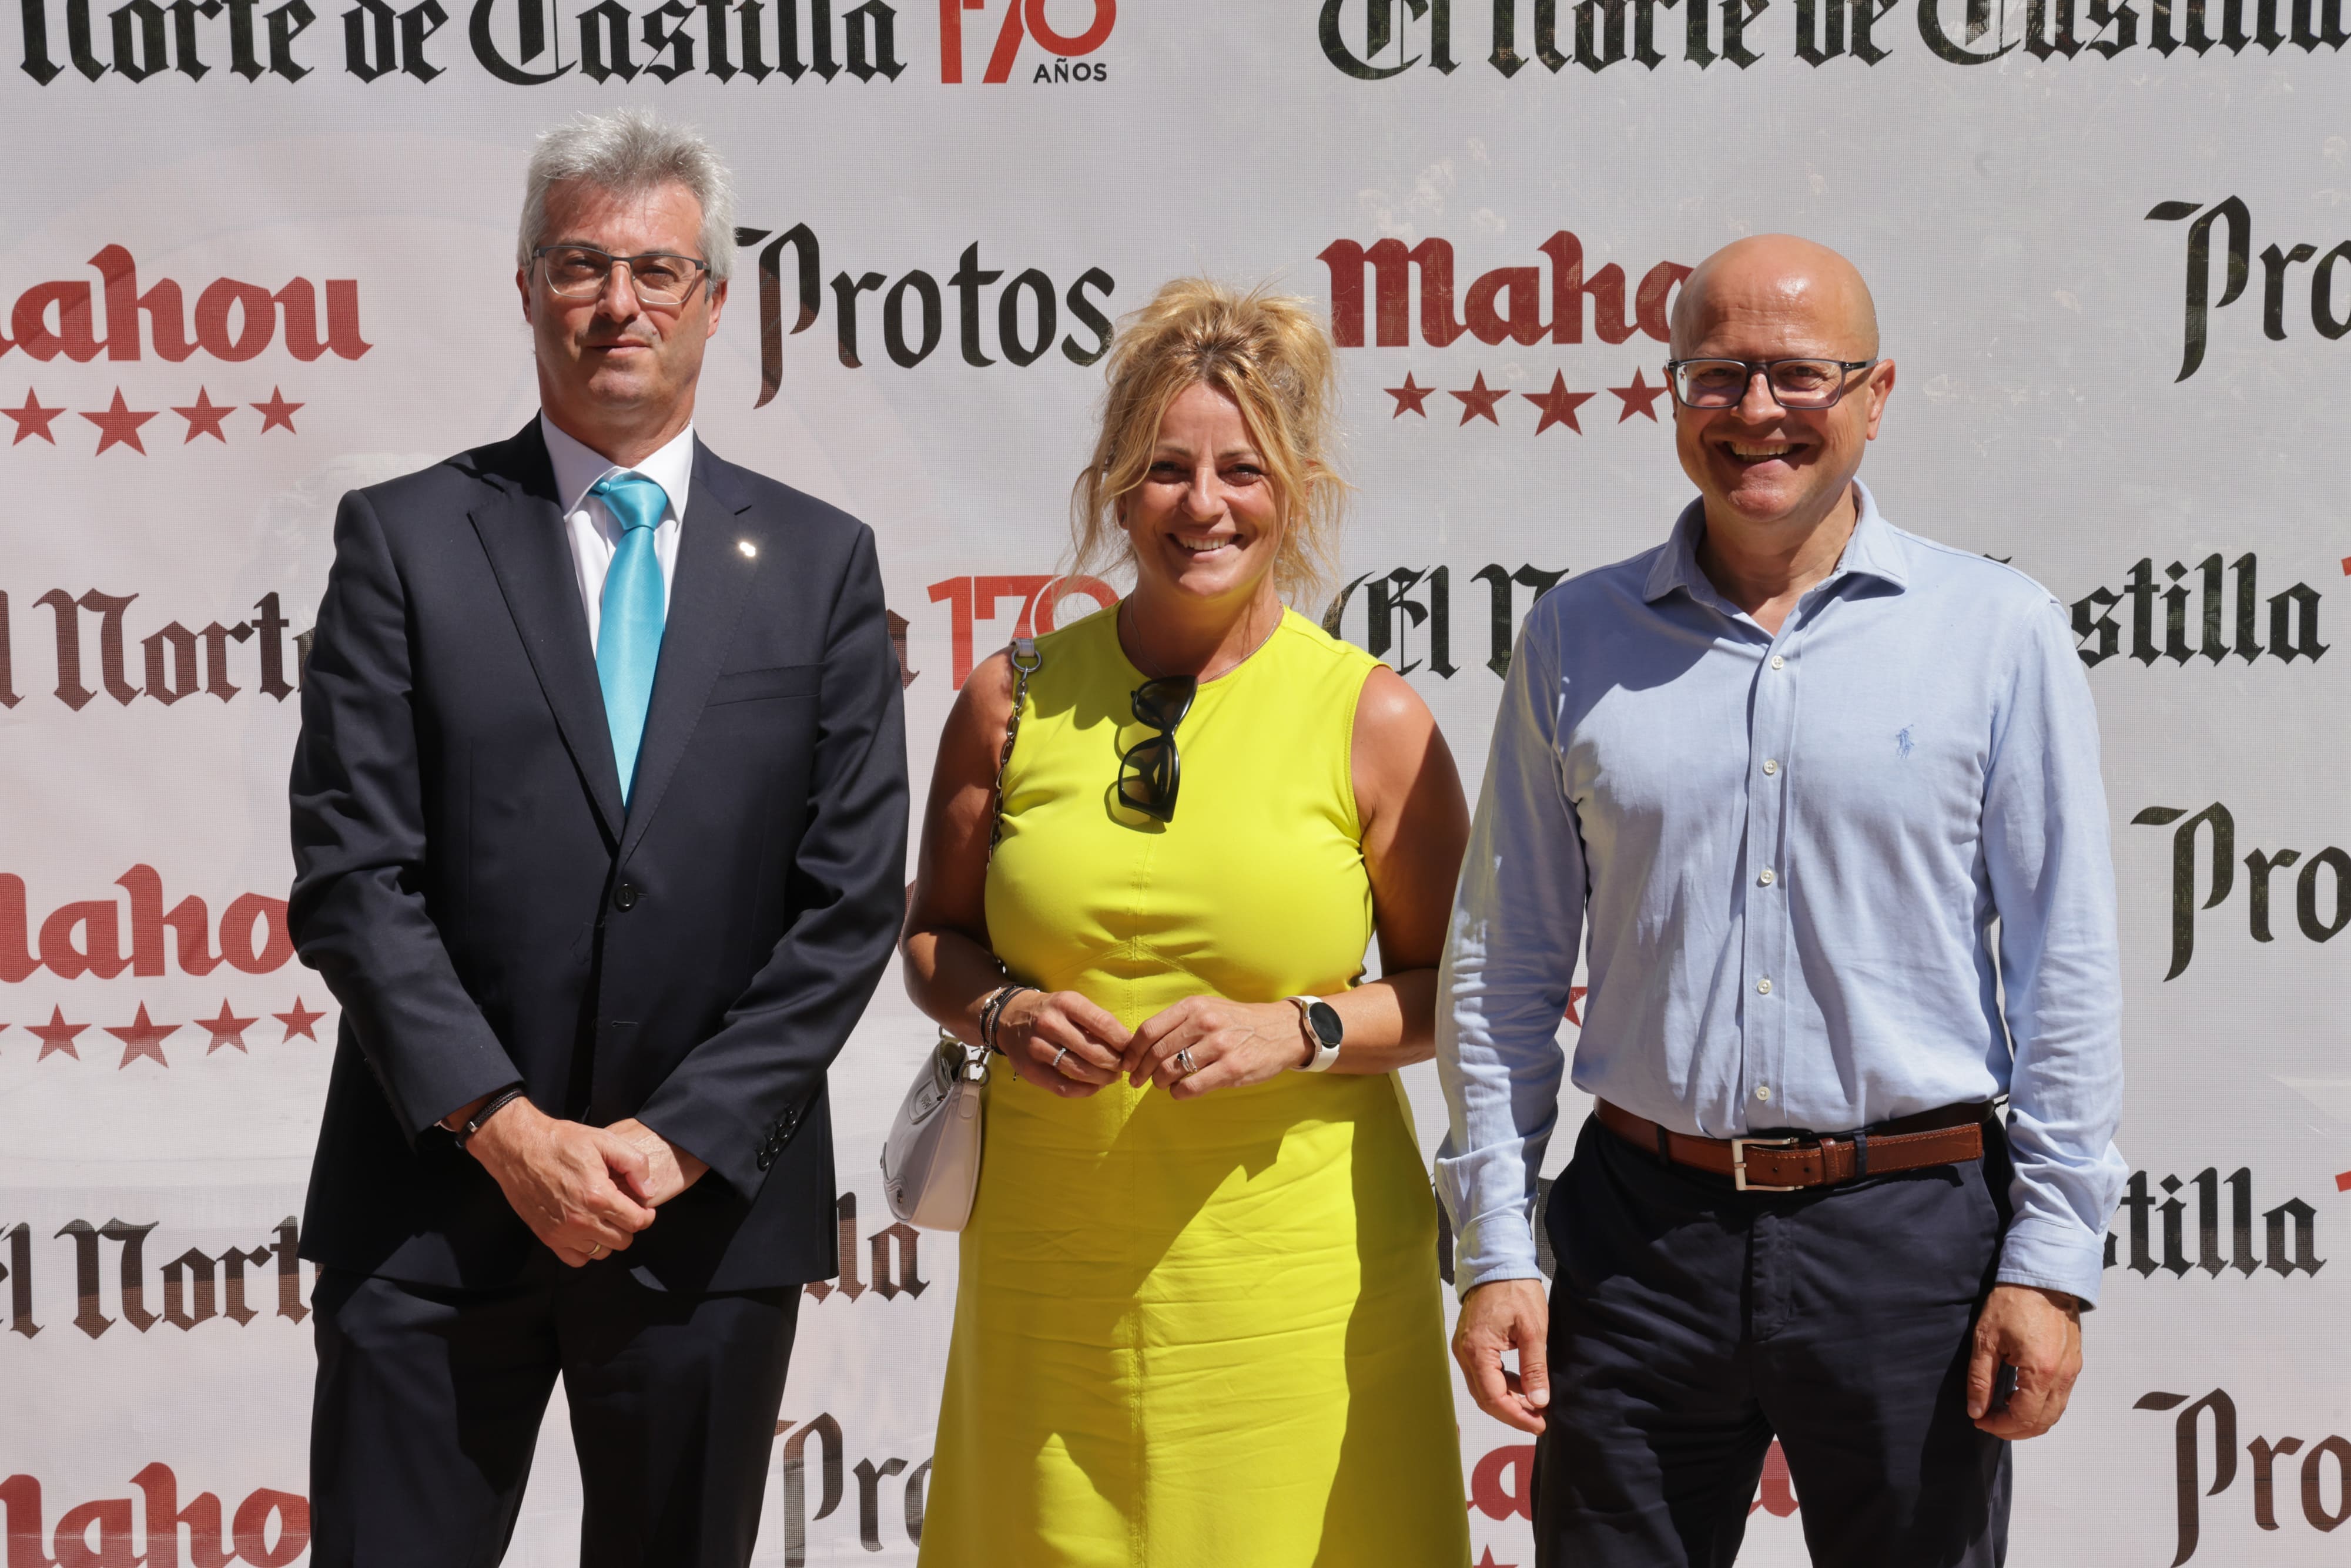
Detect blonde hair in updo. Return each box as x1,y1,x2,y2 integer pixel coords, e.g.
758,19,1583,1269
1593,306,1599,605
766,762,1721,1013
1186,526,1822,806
1071,278,1346,604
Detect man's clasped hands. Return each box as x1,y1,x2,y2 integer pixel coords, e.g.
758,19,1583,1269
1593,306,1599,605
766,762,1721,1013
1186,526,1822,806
445,1095,710,1266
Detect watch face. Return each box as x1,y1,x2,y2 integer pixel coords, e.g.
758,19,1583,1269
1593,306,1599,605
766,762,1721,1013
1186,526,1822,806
1306,1001,1344,1048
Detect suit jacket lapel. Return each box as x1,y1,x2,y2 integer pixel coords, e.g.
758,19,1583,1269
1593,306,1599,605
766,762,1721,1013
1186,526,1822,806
618,441,760,863
467,421,627,841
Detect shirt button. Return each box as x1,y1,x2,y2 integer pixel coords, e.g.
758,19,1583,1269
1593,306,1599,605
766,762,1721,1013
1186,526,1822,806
1756,977,1773,995
1761,759,1779,776
1770,656,1786,671
1754,1084,1773,1102
1758,868,1776,886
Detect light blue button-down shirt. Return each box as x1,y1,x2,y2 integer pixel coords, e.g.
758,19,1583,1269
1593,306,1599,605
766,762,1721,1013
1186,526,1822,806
1435,482,2126,1306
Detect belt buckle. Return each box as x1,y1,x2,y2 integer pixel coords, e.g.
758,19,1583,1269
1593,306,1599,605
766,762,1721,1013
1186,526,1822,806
1730,1135,1805,1192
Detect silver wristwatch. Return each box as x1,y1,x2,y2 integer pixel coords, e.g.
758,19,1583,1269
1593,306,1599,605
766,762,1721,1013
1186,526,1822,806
1287,996,1342,1072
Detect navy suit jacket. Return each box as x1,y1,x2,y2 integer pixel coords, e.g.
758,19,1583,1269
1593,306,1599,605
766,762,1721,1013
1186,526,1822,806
288,420,907,1292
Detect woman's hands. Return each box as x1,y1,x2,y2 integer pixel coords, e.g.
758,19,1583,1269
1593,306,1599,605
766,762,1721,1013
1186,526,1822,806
996,989,1131,1097
1122,997,1311,1099
993,989,1320,1103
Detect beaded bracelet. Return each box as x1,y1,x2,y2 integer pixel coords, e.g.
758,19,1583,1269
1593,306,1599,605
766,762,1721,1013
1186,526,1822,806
978,984,1035,1054
977,985,1012,1051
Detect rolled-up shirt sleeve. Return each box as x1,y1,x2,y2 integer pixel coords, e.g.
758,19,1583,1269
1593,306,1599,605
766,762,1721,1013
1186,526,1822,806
1435,621,1586,1298
1981,597,2128,1306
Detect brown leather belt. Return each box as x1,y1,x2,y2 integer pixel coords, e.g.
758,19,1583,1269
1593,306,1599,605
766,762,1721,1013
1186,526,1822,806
1596,1098,1991,1191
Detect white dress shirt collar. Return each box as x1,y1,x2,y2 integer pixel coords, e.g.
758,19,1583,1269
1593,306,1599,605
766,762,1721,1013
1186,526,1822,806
540,412,697,525
540,414,696,652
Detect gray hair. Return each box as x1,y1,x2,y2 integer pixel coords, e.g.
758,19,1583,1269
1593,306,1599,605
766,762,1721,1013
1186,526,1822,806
518,108,738,284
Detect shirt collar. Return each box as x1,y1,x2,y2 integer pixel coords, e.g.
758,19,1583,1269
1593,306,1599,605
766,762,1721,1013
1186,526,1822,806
1643,477,1908,605
1834,480,1908,589
539,411,696,524
1642,500,1714,604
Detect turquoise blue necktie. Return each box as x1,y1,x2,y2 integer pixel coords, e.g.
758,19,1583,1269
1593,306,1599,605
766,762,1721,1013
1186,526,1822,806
592,473,669,805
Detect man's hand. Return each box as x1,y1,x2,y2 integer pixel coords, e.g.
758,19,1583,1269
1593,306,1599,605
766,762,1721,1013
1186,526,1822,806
463,1098,658,1267
1967,1284,2083,1439
605,1117,711,1207
1453,1277,1552,1435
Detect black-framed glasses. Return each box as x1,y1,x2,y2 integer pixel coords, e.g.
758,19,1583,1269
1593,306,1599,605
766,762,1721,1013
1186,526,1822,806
1664,357,1877,410
1116,675,1197,823
533,244,711,307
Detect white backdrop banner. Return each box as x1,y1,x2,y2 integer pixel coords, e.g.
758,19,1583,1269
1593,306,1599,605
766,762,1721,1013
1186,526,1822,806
2,3,2347,1562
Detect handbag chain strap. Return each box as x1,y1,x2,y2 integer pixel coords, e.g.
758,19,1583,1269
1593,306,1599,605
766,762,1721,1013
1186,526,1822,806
986,637,1041,862
953,636,1043,1085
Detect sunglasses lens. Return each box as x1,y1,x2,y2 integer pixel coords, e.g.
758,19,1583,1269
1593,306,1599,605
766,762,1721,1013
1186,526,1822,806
1131,677,1197,730
1118,736,1179,822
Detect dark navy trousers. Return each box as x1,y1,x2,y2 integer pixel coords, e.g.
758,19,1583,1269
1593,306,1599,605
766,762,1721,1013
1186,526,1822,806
310,1258,799,1567
1533,1114,2012,1568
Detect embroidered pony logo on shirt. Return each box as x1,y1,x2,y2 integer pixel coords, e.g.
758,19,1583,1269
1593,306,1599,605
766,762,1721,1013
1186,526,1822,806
1895,725,1917,759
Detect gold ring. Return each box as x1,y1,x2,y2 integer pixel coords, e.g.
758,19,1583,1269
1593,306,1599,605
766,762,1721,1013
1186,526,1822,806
588,1244,607,1259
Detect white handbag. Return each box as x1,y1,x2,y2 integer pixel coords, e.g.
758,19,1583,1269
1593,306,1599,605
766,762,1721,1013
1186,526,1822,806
879,637,1041,1231
880,1031,992,1228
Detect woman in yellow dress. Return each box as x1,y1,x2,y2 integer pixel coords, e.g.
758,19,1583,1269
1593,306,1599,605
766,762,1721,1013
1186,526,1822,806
900,278,1473,1567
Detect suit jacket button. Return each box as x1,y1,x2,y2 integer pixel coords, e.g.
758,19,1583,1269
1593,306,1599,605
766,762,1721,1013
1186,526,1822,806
756,1149,775,1171
612,883,639,912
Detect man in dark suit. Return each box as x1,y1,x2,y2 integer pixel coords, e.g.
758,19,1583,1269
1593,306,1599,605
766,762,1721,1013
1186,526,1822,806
287,109,907,1566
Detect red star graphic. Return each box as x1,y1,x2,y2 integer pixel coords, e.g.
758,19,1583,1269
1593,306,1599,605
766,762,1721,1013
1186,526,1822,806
197,999,261,1054
1526,373,1597,435
173,387,236,443
1608,367,1671,423
276,996,326,1041
82,388,157,455
1475,1549,1519,1568
1451,372,1509,427
252,387,304,434
1385,373,1435,418
29,1006,86,1061
4,388,64,445
107,1003,180,1068
1563,985,1590,1026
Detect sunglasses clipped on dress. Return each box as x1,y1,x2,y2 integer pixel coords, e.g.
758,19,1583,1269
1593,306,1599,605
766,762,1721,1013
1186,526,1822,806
1117,675,1197,822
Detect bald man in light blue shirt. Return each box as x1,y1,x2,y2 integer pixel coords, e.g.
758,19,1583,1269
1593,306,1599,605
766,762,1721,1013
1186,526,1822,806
1435,235,2124,1568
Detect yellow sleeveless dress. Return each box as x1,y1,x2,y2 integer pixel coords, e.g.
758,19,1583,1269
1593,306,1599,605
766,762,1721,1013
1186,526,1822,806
918,605,1469,1568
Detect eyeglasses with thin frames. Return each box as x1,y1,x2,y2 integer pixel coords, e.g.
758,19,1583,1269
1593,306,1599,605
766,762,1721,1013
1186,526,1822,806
1117,675,1197,823
533,244,711,309
1663,357,1877,411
